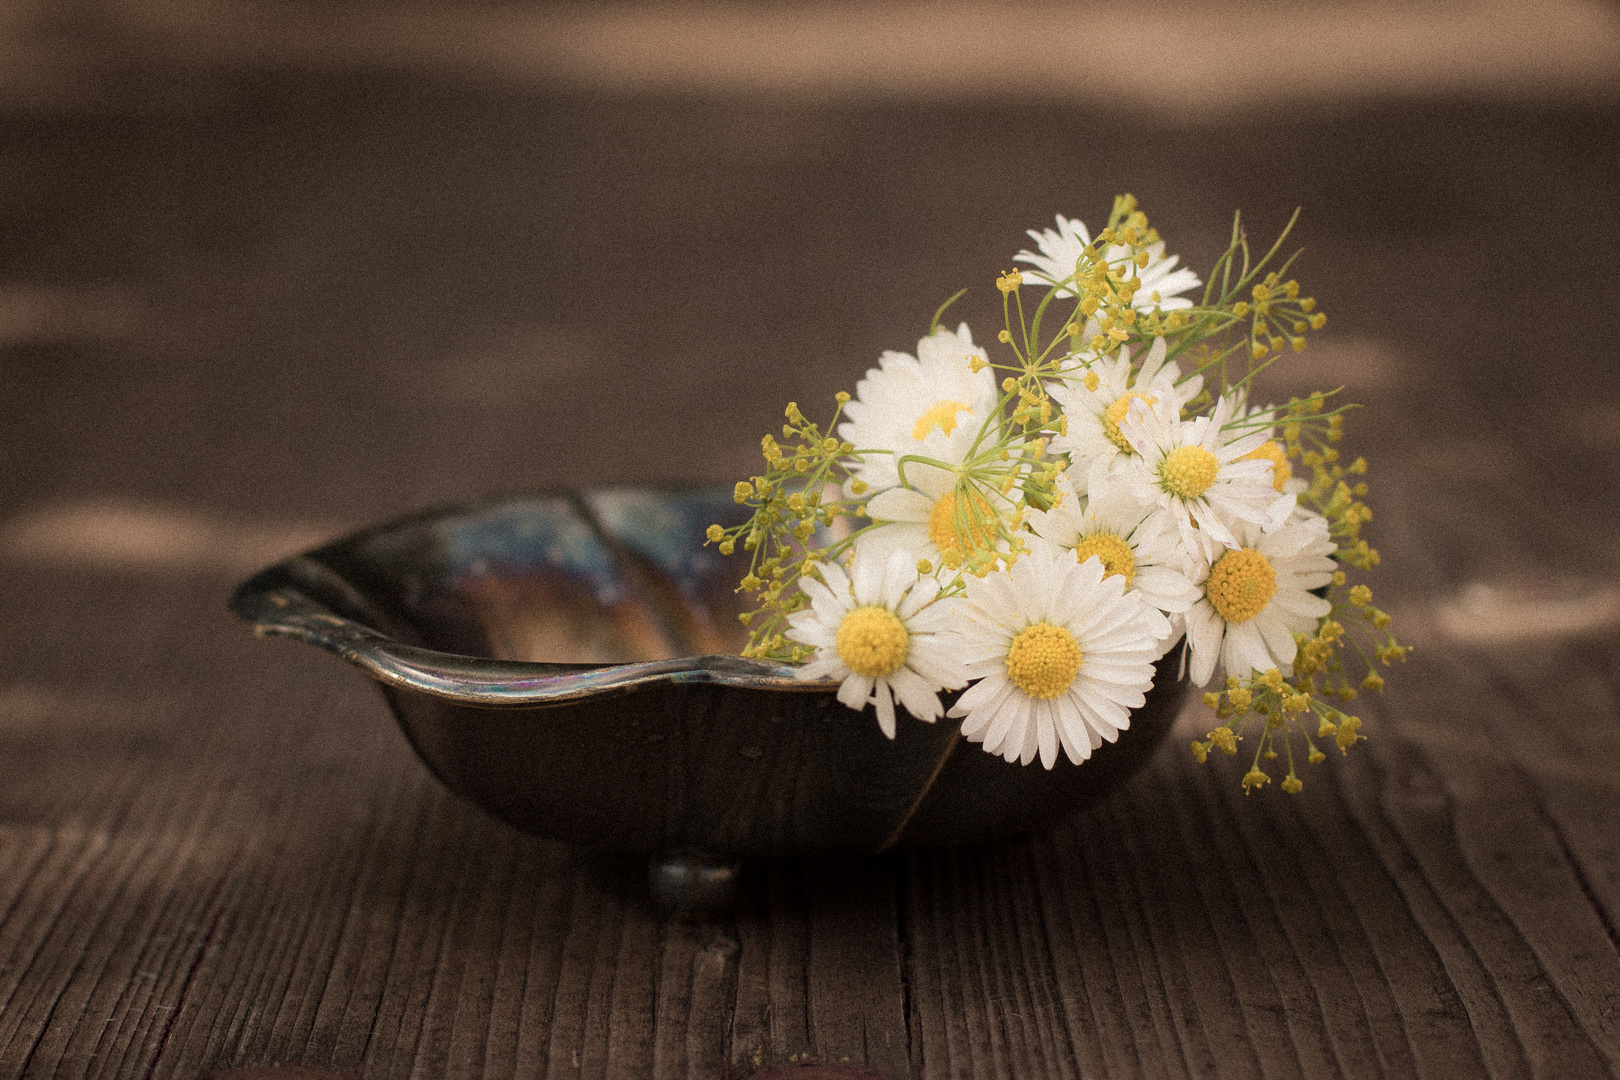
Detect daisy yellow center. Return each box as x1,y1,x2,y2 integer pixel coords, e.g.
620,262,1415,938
1005,622,1083,700
1206,548,1277,624
1160,445,1220,499
927,489,995,566
1102,391,1156,452
912,400,972,440
1073,532,1136,587
835,606,910,678
1242,440,1292,492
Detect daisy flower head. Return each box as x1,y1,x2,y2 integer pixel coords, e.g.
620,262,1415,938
1228,393,1308,498
945,536,1170,769
1013,214,1202,311
1026,474,1200,625
785,546,967,738
1047,336,1203,487
1111,393,1281,560
859,466,1015,573
1184,514,1337,686
837,322,998,495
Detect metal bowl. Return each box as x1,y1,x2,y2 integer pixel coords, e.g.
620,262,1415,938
230,489,1189,906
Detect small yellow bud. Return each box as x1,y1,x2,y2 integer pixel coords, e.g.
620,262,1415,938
1361,673,1385,692
1309,313,1327,330
850,479,869,495
835,391,851,404
1252,284,1270,302
1281,776,1303,794
915,559,933,575
1203,691,1222,709
969,357,988,373
706,524,726,543
1308,749,1326,764
1232,301,1250,317
1002,377,1018,392
734,481,754,502
1227,688,1252,711
1251,341,1268,360
1191,741,1209,764
1242,768,1270,793
998,329,1013,343
719,540,735,556
1290,337,1307,353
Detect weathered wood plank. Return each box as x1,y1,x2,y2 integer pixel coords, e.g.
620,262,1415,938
2,56,1620,1080
1378,655,1620,1076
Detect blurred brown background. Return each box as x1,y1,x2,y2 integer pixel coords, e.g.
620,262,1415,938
2,0,1618,600
2,3,1620,1077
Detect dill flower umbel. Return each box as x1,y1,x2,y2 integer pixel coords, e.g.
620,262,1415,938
785,546,966,738
709,193,1401,793
1015,214,1201,310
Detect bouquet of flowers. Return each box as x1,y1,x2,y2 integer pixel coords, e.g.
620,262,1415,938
706,196,1407,793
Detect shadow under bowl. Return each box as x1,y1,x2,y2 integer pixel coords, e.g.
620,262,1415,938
230,488,1189,864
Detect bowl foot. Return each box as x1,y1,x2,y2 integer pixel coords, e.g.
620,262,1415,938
648,848,741,920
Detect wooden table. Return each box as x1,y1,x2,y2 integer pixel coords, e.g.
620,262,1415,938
1,57,1617,1079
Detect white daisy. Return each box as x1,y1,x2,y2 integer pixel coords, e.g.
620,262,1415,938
1110,393,1281,560
1013,214,1202,311
945,536,1169,769
859,434,1015,571
1026,475,1201,626
1048,336,1202,487
1184,515,1337,686
786,546,967,738
1227,392,1309,499
837,322,999,494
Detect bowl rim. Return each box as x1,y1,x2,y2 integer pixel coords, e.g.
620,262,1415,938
228,489,831,708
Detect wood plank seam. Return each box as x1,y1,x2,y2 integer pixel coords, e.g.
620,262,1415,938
140,907,223,1080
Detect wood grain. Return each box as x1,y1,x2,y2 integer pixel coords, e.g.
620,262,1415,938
0,52,1618,1080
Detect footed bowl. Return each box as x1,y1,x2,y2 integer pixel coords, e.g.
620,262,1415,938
230,489,1189,902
